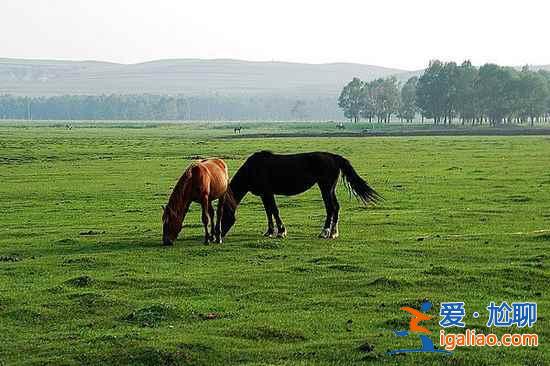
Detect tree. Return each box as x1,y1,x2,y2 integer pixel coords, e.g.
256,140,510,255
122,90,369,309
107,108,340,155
338,77,363,122
369,77,400,123
416,60,448,124
476,64,517,126
516,68,549,126
454,60,478,125
359,82,375,122
399,76,418,123
381,77,400,123
443,61,460,124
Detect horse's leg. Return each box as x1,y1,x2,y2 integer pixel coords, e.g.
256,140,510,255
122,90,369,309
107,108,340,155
318,183,334,239
271,196,287,238
201,195,211,244
208,201,215,241
214,196,224,243
261,194,275,237
263,194,286,238
330,189,340,239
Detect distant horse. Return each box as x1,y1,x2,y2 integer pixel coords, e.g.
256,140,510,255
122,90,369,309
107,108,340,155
162,158,235,245
336,122,346,130
220,151,381,239
234,126,242,134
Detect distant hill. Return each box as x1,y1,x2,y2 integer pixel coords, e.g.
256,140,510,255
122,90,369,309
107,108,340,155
2,58,547,98
0,58,406,97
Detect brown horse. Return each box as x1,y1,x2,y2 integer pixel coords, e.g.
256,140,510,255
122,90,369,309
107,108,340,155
162,158,234,245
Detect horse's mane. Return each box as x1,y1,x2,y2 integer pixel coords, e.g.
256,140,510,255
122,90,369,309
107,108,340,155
163,164,195,220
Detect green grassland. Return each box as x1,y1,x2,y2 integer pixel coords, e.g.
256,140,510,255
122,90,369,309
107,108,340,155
0,122,548,365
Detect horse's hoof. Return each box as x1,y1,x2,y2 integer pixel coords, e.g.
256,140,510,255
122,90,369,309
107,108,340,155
329,232,339,239
215,237,223,244
263,230,275,237
318,229,331,239
276,229,287,238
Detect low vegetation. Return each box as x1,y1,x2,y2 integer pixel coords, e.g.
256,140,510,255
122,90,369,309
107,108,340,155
0,122,548,365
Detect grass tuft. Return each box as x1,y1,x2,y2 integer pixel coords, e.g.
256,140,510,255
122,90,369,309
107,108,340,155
123,304,183,327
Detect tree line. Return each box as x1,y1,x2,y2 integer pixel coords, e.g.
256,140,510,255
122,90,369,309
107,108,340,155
0,94,340,121
339,60,550,126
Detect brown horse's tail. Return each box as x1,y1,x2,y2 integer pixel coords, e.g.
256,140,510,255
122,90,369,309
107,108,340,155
336,155,382,205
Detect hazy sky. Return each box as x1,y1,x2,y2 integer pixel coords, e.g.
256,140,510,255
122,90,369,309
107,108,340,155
1,0,549,70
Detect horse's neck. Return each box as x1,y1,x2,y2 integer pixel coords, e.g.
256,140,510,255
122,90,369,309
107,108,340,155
229,168,249,205
170,179,192,220
236,185,249,203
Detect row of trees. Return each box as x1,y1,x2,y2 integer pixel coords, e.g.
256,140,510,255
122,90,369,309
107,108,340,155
0,94,340,121
337,77,400,123
339,61,550,126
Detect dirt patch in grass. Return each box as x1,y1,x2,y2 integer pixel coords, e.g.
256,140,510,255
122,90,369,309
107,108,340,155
80,230,106,236
65,275,95,287
327,264,366,272
358,340,375,353
57,238,78,245
308,256,339,265
0,254,22,262
368,277,402,288
529,233,550,241
122,304,183,327
507,195,531,203
423,265,458,276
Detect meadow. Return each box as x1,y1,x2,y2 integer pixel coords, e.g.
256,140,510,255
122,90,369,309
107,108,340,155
0,122,548,365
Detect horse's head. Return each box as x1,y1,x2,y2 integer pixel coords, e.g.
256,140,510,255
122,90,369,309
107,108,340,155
221,209,235,237
220,196,237,237
162,205,182,245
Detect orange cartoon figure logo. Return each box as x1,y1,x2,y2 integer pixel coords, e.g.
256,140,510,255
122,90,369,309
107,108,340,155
389,300,451,355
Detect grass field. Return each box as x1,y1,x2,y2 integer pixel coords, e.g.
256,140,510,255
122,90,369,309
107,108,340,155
0,122,548,365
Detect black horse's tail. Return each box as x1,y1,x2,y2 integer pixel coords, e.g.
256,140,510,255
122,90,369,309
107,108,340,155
336,155,382,205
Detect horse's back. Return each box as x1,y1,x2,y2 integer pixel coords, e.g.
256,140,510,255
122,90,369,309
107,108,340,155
243,151,340,195
248,151,338,172
199,158,228,177
193,158,229,198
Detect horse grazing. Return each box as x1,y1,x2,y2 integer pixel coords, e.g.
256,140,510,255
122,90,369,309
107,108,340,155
220,151,381,239
162,158,234,245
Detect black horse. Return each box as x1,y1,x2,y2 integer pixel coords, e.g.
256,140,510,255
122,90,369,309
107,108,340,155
221,151,381,239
